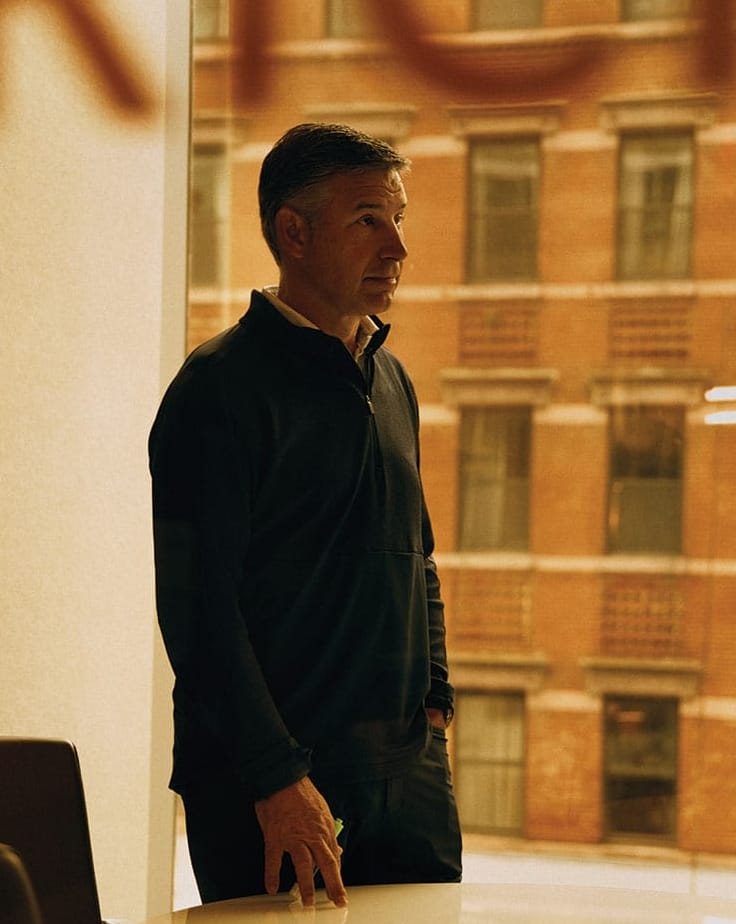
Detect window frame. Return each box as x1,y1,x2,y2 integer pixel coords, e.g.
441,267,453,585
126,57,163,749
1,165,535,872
189,142,230,291
471,0,543,30
603,694,678,843
193,0,230,42
466,136,541,283
458,405,532,552
621,0,692,22
615,130,694,281
606,404,684,555
325,0,377,39
454,689,526,835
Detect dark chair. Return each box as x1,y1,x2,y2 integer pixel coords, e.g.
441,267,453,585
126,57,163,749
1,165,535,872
0,739,104,924
0,843,44,924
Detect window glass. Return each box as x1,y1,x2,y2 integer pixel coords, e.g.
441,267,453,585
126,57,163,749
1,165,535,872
473,0,543,30
604,696,678,840
193,0,229,42
326,0,378,38
455,691,525,834
459,407,531,551
182,0,735,872
189,145,229,288
617,133,693,280
607,405,683,554
621,0,691,21
468,139,539,282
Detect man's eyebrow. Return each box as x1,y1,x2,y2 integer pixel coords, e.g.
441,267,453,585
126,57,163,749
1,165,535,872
352,199,408,212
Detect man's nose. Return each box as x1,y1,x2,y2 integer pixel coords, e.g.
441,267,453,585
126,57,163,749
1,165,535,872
382,223,408,261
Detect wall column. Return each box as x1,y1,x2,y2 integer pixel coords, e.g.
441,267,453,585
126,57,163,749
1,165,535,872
0,2,190,919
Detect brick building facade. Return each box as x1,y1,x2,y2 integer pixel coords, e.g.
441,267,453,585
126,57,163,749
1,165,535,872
188,0,736,856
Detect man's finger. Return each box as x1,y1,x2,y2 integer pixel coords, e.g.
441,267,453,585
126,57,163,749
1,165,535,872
290,843,317,906
318,856,348,908
308,839,347,908
262,841,283,896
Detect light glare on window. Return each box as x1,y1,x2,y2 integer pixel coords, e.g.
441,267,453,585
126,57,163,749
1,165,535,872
705,411,736,425
705,386,736,402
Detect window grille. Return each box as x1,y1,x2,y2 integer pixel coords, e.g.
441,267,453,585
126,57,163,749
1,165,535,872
609,304,691,364
447,569,532,651
460,305,539,366
601,575,685,657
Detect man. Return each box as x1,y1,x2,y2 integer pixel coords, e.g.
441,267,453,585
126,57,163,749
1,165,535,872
149,123,461,909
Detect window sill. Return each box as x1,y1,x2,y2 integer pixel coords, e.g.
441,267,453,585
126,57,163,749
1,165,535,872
441,367,559,407
580,655,702,698
450,652,550,692
267,21,698,61
589,367,711,407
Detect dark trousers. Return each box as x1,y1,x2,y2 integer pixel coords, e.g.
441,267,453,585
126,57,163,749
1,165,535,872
182,728,462,903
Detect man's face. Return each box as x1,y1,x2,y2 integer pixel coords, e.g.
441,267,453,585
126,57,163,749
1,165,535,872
298,167,408,319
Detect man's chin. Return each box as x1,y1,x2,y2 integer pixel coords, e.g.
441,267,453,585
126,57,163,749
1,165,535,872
366,291,397,315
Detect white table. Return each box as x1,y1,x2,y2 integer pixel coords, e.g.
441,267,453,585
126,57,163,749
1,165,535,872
145,881,736,923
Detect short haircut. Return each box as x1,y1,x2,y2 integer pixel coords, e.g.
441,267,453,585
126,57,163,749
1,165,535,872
258,122,410,262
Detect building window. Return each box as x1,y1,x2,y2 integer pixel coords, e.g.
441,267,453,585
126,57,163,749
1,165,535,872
189,145,229,289
472,0,543,30
621,0,691,21
459,407,531,551
467,138,540,282
304,106,415,147
607,405,683,554
604,696,678,841
193,0,230,42
455,691,525,834
616,133,693,281
326,0,377,38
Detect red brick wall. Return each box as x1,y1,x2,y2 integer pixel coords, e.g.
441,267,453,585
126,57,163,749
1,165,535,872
189,2,736,856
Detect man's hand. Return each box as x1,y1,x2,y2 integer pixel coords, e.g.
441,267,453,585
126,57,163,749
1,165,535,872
254,776,348,908
427,707,448,729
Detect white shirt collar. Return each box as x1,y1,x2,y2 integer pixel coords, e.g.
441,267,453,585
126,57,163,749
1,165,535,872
261,286,379,359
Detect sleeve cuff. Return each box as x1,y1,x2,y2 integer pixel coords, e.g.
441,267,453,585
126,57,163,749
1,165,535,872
242,739,312,801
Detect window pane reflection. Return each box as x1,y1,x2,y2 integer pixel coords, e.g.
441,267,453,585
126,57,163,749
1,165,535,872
456,692,525,835
459,407,531,551
607,405,683,554
604,696,678,840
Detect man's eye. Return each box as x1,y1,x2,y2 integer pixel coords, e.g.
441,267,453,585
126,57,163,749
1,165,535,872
359,215,375,226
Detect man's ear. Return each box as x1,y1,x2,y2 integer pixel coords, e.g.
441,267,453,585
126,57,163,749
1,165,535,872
274,206,308,259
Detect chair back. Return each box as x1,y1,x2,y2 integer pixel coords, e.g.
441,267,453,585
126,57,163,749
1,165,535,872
0,739,103,924
0,843,44,924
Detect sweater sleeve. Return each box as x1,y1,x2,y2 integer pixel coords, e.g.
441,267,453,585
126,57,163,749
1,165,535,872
396,356,455,719
149,359,311,799
421,501,455,719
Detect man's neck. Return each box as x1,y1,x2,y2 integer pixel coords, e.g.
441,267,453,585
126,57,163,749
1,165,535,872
262,286,378,359
275,283,361,351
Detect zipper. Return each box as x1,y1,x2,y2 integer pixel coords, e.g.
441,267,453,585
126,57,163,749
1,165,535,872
364,352,376,415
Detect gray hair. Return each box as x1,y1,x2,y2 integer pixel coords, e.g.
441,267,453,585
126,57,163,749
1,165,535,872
258,122,410,262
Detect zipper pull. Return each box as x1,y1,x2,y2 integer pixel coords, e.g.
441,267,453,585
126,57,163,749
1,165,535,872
366,395,375,415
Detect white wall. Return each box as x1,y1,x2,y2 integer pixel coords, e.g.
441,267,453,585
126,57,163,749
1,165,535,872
0,1,189,919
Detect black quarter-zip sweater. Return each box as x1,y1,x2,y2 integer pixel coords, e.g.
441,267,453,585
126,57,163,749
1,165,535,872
149,291,453,800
